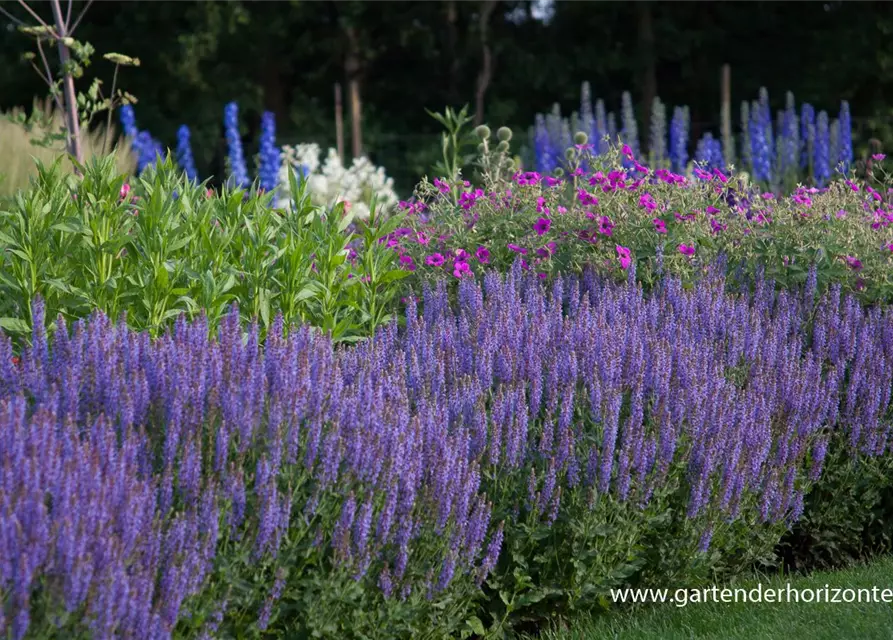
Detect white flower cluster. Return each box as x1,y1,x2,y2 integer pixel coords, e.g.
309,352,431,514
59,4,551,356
276,144,399,221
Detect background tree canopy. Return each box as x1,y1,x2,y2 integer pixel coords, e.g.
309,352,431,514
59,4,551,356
2,0,892,192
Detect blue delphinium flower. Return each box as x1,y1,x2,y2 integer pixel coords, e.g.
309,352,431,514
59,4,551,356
838,101,853,175
695,134,711,168
257,111,280,192
224,102,250,189
135,131,162,175
175,125,199,183
119,105,139,140
710,136,724,171
800,103,816,172
758,88,775,177
814,110,831,187
669,106,689,174
695,133,724,171
830,119,840,179
118,104,149,171
749,102,772,183
534,114,555,174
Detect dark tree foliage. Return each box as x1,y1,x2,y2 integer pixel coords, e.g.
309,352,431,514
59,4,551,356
1,0,892,192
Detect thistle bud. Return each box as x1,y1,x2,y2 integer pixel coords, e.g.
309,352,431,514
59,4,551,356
497,127,513,142
475,125,491,140
574,131,589,146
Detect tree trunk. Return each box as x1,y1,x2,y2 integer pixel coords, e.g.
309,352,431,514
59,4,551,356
49,0,83,164
638,1,656,154
344,25,363,159
261,59,287,122
473,0,499,127
446,0,460,106
334,83,345,163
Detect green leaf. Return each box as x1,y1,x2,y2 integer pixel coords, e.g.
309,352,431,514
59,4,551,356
0,317,31,333
465,616,486,636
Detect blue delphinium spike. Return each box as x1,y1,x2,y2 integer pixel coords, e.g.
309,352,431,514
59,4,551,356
814,110,831,187
258,111,280,192
669,106,689,175
800,103,815,172
224,102,250,189
176,125,199,183
119,105,139,140
838,101,853,175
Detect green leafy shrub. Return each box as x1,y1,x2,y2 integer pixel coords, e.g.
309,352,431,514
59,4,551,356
0,154,409,341
396,140,893,304
779,434,893,572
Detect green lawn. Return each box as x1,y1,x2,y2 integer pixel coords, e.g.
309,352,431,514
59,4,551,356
539,555,893,640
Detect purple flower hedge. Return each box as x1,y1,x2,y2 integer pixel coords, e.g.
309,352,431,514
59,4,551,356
2,263,892,637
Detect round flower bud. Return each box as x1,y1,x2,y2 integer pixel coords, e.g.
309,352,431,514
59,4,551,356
564,147,576,160
497,140,510,153
474,125,492,140
477,143,487,154
573,131,588,146
497,126,513,142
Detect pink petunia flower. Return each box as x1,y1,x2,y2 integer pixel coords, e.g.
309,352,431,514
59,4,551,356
475,246,491,264
677,243,696,257
616,245,632,270
533,217,552,236
425,253,446,267
453,260,471,278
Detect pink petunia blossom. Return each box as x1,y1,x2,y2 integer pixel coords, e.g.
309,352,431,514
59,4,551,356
616,245,632,270
533,217,552,236
507,243,528,255
453,260,471,278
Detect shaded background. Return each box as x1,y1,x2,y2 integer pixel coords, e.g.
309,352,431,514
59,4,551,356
2,0,892,192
